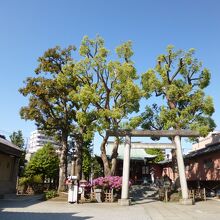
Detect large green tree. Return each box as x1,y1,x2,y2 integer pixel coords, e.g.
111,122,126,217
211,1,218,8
57,64,97,181
71,36,142,176
141,46,215,176
25,143,59,184
19,46,78,191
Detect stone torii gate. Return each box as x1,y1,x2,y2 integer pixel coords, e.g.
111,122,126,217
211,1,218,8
106,129,200,206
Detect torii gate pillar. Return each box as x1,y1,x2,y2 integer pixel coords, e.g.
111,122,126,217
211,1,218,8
118,135,131,206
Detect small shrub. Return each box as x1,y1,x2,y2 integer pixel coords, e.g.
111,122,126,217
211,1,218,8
29,175,44,194
19,177,30,186
45,190,58,200
32,175,43,184
18,177,30,194
18,175,44,194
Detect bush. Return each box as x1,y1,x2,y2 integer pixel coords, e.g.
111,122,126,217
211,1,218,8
30,175,44,193
19,177,30,186
92,176,132,190
32,175,43,184
18,177,30,194
45,190,58,200
18,175,44,194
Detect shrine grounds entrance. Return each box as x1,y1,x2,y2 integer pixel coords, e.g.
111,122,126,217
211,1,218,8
106,129,200,206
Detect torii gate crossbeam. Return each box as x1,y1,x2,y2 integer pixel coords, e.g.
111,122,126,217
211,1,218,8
106,129,200,206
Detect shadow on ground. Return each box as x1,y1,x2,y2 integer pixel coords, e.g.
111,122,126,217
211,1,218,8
130,185,159,204
0,195,43,208
0,211,93,220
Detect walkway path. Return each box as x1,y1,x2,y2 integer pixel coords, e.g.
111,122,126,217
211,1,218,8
0,195,220,220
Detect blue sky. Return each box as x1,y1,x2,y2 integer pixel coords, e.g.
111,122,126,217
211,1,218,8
0,0,220,152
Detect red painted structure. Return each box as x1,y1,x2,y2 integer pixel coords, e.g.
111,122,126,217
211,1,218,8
185,152,220,181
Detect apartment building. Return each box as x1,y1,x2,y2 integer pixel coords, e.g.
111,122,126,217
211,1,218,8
26,130,61,161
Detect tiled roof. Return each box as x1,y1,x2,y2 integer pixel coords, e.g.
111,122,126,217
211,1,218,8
185,143,220,159
158,159,172,164
0,137,22,157
106,142,156,161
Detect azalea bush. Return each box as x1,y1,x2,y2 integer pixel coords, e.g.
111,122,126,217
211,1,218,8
92,176,132,190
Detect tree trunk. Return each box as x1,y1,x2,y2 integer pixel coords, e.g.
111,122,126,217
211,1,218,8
110,136,119,175
100,135,111,176
75,134,83,180
171,148,178,180
58,134,68,192
167,97,179,180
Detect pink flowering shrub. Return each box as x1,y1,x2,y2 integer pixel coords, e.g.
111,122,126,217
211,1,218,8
92,176,132,190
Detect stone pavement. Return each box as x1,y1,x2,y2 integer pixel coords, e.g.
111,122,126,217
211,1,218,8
0,195,220,220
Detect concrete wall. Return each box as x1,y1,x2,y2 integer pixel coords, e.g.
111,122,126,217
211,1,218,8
0,153,19,195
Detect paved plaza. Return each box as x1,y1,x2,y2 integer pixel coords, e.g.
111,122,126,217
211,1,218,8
0,195,220,220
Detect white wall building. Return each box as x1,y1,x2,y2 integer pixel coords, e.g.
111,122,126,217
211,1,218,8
191,131,220,151
27,130,61,154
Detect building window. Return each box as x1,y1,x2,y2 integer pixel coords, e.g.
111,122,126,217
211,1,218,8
204,159,213,169
142,166,149,174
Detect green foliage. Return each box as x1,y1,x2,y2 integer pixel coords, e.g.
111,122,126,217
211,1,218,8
18,175,44,194
115,41,134,62
82,143,92,180
19,176,30,186
10,130,26,176
19,45,85,190
92,156,103,178
141,46,215,136
32,175,43,184
10,130,25,149
71,36,143,175
44,190,58,200
72,36,142,134
20,36,143,178
25,143,59,180
145,148,165,162
19,175,43,186
19,45,80,143
141,104,164,130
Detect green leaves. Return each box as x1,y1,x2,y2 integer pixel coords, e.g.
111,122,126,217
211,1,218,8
141,46,215,136
35,46,75,75
145,148,165,163
115,41,133,62
20,35,143,177
71,36,142,133
25,143,59,179
10,130,24,149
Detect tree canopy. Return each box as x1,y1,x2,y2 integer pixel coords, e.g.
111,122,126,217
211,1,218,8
71,36,142,175
141,45,215,177
25,143,59,180
141,45,215,135
10,130,25,149
20,37,216,187
145,148,165,163
19,46,79,191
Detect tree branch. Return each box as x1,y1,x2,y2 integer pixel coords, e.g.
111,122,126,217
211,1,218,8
170,58,183,82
